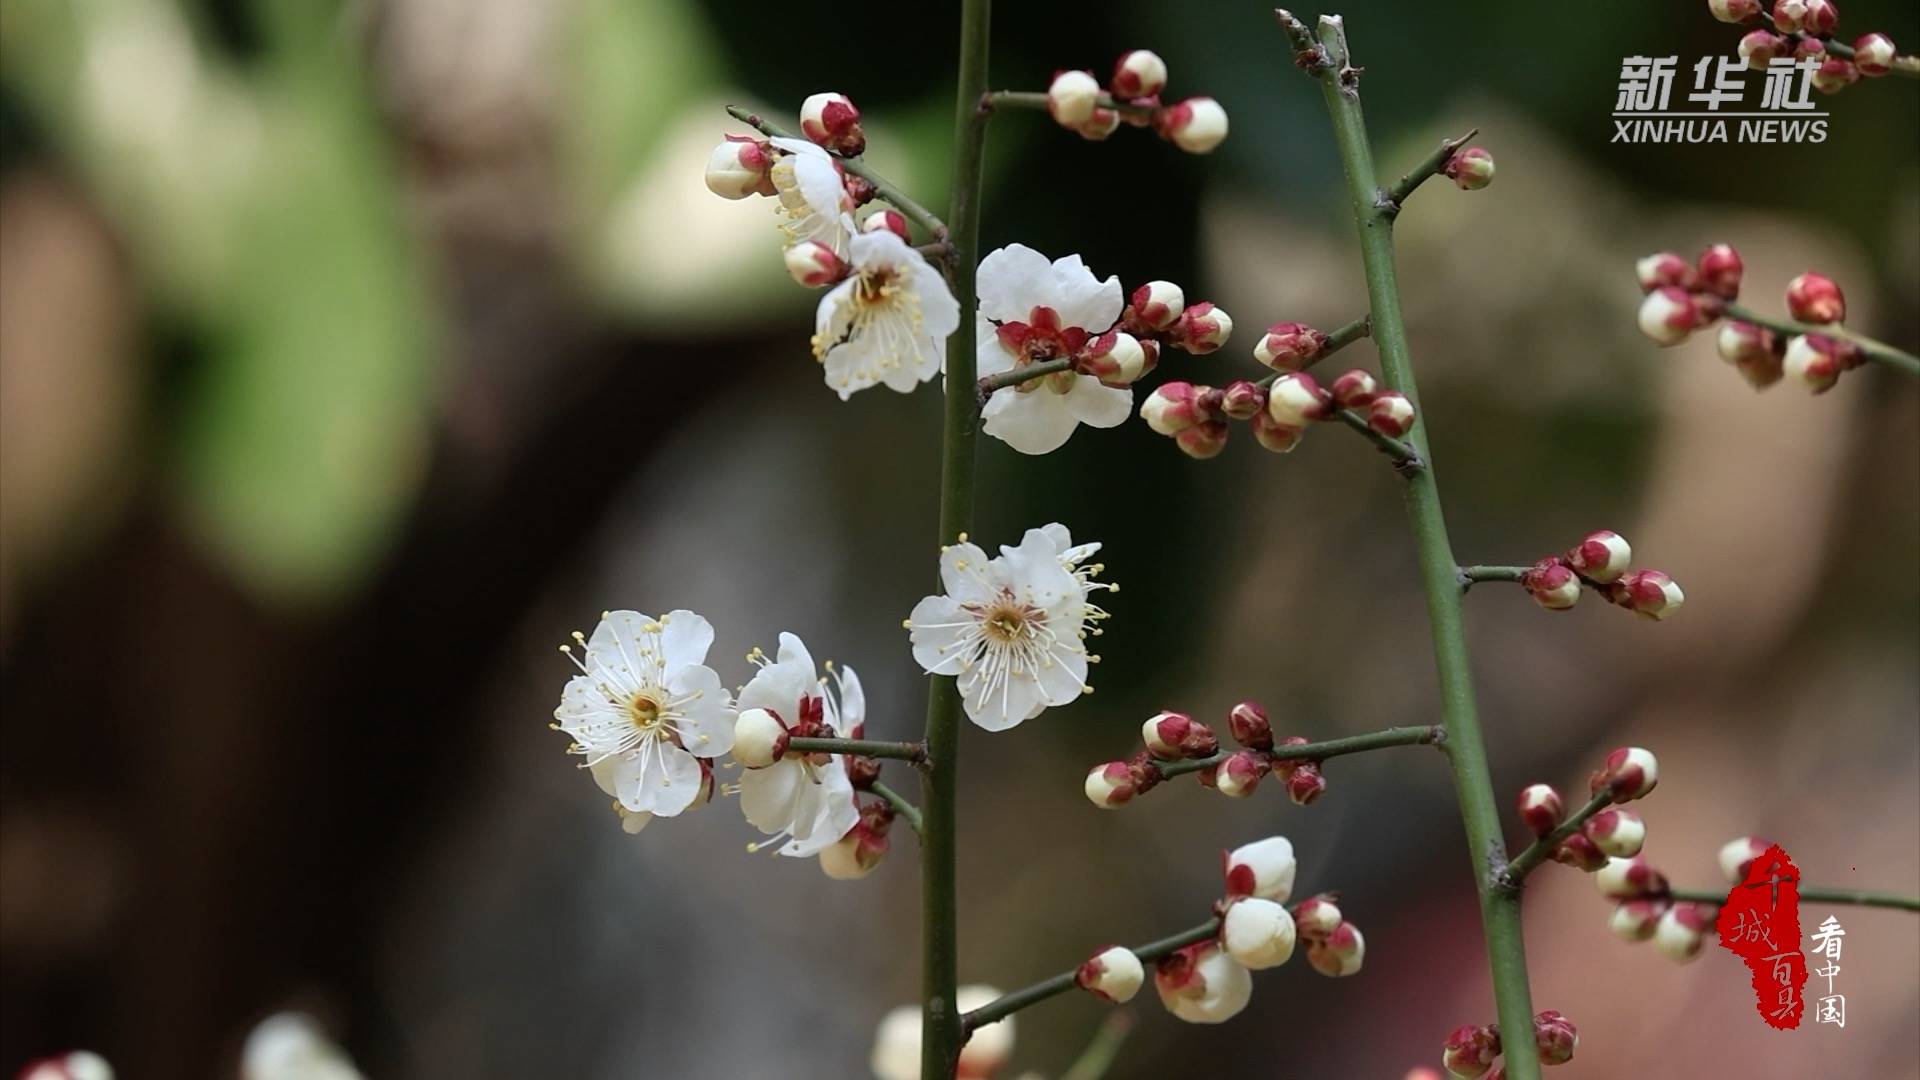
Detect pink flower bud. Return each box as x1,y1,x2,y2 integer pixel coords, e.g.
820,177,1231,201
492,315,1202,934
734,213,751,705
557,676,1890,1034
1635,252,1696,293
1718,835,1774,884
1251,412,1306,454
1142,711,1219,759
1222,896,1298,969
1596,855,1670,900
1610,896,1673,942
1793,36,1828,61
1127,280,1186,331
1158,97,1229,154
1771,0,1811,32
1228,700,1274,751
1330,368,1379,407
1306,921,1364,976
1552,833,1609,872
1695,243,1743,299
783,241,846,287
1265,372,1332,426
1716,320,1775,368
1141,381,1205,434
704,136,775,199
1517,783,1565,838
820,820,889,879
1812,56,1860,93
1565,530,1632,584
1442,1023,1502,1079
1291,893,1343,938
1176,420,1231,460
17,1053,113,1080
1738,28,1790,68
1215,750,1267,797
861,208,910,241
732,707,790,767
1224,836,1298,901
1221,379,1267,420
1253,322,1327,371
1637,286,1699,346
1709,0,1764,21
1172,301,1233,354
1584,807,1647,858
1078,944,1146,1003
1532,1010,1578,1067
800,92,865,156
1112,49,1169,99
1783,333,1856,392
1798,0,1839,35
1155,941,1254,1024
1072,107,1123,142
1593,746,1659,802
1046,70,1102,129
1442,146,1496,190
1081,331,1152,387
1854,33,1898,76
1654,903,1717,963
1285,763,1328,805
1521,559,1582,611
1785,271,1845,323
1085,761,1138,808
1367,392,1417,437
1607,569,1684,620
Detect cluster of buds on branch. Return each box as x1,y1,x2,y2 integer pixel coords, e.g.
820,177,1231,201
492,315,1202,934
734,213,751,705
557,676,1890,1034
1507,530,1684,620
1142,363,1412,460
1637,243,1894,393
1710,0,1916,87
1440,1010,1579,1078
1085,701,1350,806
1044,50,1228,152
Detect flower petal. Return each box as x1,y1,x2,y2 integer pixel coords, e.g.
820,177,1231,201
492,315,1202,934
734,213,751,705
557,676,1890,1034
909,595,974,676
666,663,734,757
982,389,1081,455
977,244,1057,323
937,542,997,604
657,609,715,671
1064,378,1133,428
1046,254,1123,332
960,664,1046,732
739,758,803,831
620,743,703,816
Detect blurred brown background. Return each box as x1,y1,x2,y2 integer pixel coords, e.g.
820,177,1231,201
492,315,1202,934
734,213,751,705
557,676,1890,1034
1,1,1917,1077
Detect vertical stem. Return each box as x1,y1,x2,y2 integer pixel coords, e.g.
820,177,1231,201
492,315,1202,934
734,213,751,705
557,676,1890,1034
921,1,991,1076
1302,15,1540,1079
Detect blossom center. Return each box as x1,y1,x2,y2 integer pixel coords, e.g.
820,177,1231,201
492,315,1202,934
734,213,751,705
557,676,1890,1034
980,599,1040,644
627,692,666,735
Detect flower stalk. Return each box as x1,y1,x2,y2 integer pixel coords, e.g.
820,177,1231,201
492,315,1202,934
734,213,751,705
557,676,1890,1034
872,779,925,838
920,0,993,1074
1154,724,1442,780
1722,301,1920,377
960,919,1222,1032
1499,789,1613,889
1667,885,1920,912
1276,10,1542,1078
785,736,928,764
1382,128,1478,213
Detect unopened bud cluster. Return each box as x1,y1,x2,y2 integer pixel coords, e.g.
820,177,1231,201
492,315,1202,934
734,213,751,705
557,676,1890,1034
1145,352,1412,460
1045,51,1229,153
1515,747,1659,875
1637,243,1869,394
1440,1009,1578,1078
1086,701,1351,807
1512,530,1684,620
1709,0,1906,89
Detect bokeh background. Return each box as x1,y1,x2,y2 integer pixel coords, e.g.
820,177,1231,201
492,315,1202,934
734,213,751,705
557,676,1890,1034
3,1,1918,1077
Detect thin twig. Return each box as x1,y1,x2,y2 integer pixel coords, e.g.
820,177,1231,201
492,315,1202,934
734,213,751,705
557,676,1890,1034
1668,885,1920,913
725,105,951,242
1155,724,1443,781
1383,128,1477,214
1058,1013,1137,1080
786,736,927,765
871,779,924,838
1498,789,1613,891
981,89,1159,121
1723,302,1920,377
960,919,1221,1032
977,357,1073,402
1332,408,1423,471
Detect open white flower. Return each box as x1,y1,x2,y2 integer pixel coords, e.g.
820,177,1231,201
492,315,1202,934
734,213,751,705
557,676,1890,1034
733,633,861,857
906,526,1102,731
976,244,1131,454
554,610,734,819
769,136,852,254
1035,522,1114,622
812,229,959,399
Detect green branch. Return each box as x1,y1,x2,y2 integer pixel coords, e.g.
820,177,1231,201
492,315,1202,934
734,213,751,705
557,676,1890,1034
1382,128,1477,213
1669,885,1920,913
919,1,993,1074
1153,724,1442,780
724,104,950,241
960,918,1221,1032
977,357,1074,400
1498,789,1612,890
1722,301,1920,377
1276,10,1543,1078
982,89,1158,120
872,779,924,838
786,736,927,765
1332,408,1423,470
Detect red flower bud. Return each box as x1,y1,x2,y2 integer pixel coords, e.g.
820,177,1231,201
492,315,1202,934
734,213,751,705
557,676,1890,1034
1521,558,1581,611
1552,833,1609,872
1516,783,1565,838
1695,243,1743,299
1175,419,1231,460
1854,33,1898,76
1253,321,1327,372
1251,412,1306,454
1330,368,1379,407
1227,700,1274,751
1285,763,1328,805
1591,746,1659,802
1635,252,1696,293
1442,1023,1502,1079
1785,271,1845,323
1221,379,1267,420
800,92,865,156
1532,1010,1578,1066
1367,392,1417,438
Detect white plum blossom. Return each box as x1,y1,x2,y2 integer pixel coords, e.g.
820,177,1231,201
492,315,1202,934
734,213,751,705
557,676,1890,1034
871,985,1013,1080
769,136,852,254
906,525,1104,731
553,610,734,821
813,229,959,399
242,1013,364,1080
976,244,1132,454
733,633,862,857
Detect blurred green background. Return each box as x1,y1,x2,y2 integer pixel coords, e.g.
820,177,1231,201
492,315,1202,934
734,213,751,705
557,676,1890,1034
1,1,1916,1077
